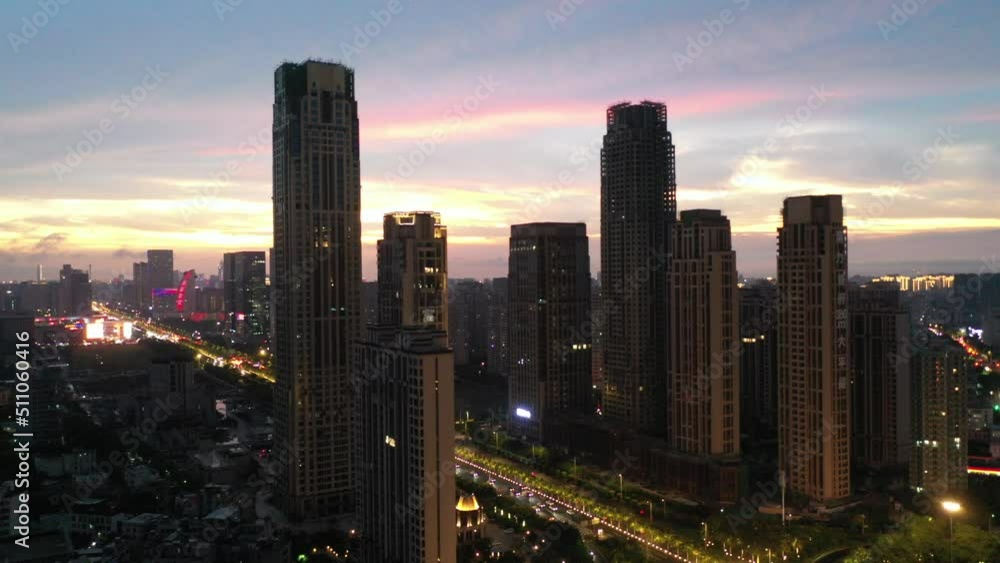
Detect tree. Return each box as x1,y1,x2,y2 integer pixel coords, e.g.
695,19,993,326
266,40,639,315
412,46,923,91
846,515,1000,562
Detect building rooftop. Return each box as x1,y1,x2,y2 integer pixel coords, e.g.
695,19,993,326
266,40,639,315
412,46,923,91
456,494,480,512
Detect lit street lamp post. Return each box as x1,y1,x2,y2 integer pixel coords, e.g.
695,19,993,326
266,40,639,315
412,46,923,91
942,500,962,563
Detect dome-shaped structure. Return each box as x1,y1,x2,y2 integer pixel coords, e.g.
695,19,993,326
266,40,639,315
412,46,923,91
456,494,480,513
456,494,483,542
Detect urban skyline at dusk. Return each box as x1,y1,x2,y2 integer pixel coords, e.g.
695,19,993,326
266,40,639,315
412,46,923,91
3,3,1000,562
2,0,999,281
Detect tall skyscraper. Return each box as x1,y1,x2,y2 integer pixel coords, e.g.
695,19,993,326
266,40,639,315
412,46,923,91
377,212,448,331
669,210,740,457
133,261,149,309
662,210,741,502
910,332,969,495
486,277,509,377
222,251,268,342
777,195,851,504
600,101,676,435
448,280,488,369
507,223,592,441
147,249,174,314
356,328,456,563
271,60,362,520
590,279,605,394
58,264,91,316
850,282,912,470
361,280,378,325
739,281,779,449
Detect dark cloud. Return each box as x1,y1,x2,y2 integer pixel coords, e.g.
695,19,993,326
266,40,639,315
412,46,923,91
30,232,68,255
111,248,145,259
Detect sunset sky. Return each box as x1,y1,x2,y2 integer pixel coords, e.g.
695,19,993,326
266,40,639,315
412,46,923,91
2,0,998,281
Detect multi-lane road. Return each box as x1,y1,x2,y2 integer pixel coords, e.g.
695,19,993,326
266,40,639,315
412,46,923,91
456,455,708,563
94,304,275,382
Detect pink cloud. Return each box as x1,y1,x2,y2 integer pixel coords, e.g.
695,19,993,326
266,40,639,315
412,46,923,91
363,88,785,142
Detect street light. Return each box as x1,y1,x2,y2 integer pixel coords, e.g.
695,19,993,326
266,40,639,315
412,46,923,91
618,474,623,500
942,500,961,563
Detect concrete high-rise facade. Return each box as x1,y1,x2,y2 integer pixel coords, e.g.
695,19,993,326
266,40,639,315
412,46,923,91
356,328,456,563
132,261,149,309
669,210,740,457
361,280,378,326
147,249,174,314
507,223,592,441
377,212,448,331
486,277,509,377
590,280,604,393
777,195,851,504
271,60,361,520
661,210,741,503
448,280,488,369
850,282,911,470
223,251,268,342
910,333,968,495
600,101,675,436
58,264,91,316
739,281,779,448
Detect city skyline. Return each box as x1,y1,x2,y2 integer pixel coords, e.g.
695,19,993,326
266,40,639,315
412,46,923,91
4,4,1000,562
3,1,1000,281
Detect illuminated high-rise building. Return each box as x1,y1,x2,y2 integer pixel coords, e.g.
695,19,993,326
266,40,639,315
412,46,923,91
507,223,591,441
147,249,174,313
739,281,778,448
223,251,268,342
874,275,911,292
132,261,149,309
777,195,851,503
910,332,968,494
377,211,447,331
356,327,456,563
666,210,741,502
448,280,488,369
600,101,676,435
58,264,91,316
486,277,509,377
271,60,361,520
850,282,911,469
669,211,740,456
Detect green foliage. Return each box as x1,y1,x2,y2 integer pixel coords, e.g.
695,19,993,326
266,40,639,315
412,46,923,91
845,515,1000,563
